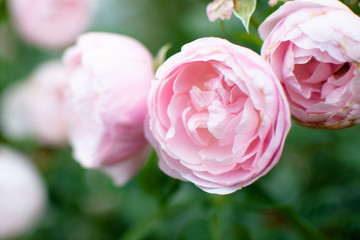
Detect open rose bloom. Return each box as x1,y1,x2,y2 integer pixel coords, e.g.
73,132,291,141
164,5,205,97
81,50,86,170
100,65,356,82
259,0,360,129
64,32,154,185
1,61,69,145
8,0,94,50
146,37,291,194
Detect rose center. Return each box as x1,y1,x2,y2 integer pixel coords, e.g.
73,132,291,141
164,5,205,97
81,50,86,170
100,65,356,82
185,64,248,147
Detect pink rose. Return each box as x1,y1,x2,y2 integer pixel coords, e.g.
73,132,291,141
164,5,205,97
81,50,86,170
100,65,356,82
64,32,154,185
146,37,291,194
259,0,360,129
0,146,46,239
206,0,234,22
1,61,69,145
8,0,94,50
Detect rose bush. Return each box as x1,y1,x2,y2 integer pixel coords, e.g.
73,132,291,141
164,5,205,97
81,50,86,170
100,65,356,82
146,37,291,194
259,0,360,129
8,0,94,50
1,61,69,145
64,32,154,185
0,146,46,239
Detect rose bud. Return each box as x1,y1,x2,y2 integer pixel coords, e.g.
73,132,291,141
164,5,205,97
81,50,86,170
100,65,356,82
259,0,360,129
146,37,291,194
64,32,154,185
206,0,234,22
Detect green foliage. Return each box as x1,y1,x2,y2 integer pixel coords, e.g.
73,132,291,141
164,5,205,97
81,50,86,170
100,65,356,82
10,124,360,240
233,0,257,33
0,0,7,23
153,43,172,72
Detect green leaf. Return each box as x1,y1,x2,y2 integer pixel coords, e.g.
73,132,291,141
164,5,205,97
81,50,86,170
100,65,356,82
0,0,7,23
0,22,16,61
233,0,257,33
153,43,172,72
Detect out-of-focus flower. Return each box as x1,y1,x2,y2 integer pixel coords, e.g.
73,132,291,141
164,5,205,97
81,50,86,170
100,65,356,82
1,61,69,145
206,0,234,22
8,0,94,50
0,146,46,239
146,37,291,195
259,0,360,129
268,0,278,7
64,32,154,185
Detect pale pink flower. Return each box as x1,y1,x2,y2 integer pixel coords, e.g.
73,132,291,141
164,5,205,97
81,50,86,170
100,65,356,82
8,0,94,50
206,0,234,22
146,37,291,195
64,32,154,185
0,146,46,239
1,61,69,145
268,0,278,7
259,0,360,129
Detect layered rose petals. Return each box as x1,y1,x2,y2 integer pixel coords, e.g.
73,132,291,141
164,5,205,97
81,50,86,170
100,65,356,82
146,37,291,194
259,0,360,129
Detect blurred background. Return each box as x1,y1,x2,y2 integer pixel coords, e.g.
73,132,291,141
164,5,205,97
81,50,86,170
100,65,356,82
1,0,360,239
